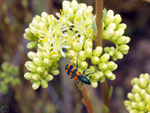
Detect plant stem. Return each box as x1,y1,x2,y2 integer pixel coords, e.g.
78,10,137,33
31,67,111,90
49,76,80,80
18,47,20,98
95,0,110,110
80,86,93,113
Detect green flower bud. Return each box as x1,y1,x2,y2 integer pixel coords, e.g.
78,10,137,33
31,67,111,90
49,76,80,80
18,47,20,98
27,51,36,60
145,94,150,104
41,79,48,88
62,0,70,12
135,93,142,102
127,93,135,101
91,71,103,81
106,10,114,17
25,61,37,72
32,80,40,90
106,23,116,31
36,52,43,58
116,23,127,30
79,51,86,60
1,62,9,71
80,61,88,69
115,51,123,59
99,53,110,62
118,45,129,54
141,73,150,84
99,75,106,83
67,8,74,20
139,77,148,88
140,89,146,99
27,41,37,49
89,66,96,72
84,39,93,49
131,78,140,85
93,46,102,57
72,42,82,52
71,0,78,11
110,31,120,41
91,56,99,64
138,102,145,111
104,16,114,26
104,69,115,80
91,81,98,88
85,48,92,58
104,47,110,52
33,57,43,65
116,28,124,36
68,50,77,58
51,50,60,61
51,62,59,69
98,63,107,71
45,74,53,82
36,67,45,73
132,85,141,93
50,69,59,75
24,72,33,80
131,102,138,109
107,61,118,71
102,29,114,39
146,84,150,94
116,36,127,44
43,58,52,66
113,14,122,25
32,73,41,80
124,100,131,107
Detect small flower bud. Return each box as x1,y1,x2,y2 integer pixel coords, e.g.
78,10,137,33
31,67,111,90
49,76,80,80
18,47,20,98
116,23,127,30
50,69,60,75
24,72,32,80
87,6,93,12
79,3,87,11
41,79,48,88
98,63,107,71
32,73,41,80
99,53,110,63
89,66,96,72
138,102,145,111
51,50,60,61
36,67,45,73
106,10,114,17
72,42,82,52
36,52,43,58
67,8,74,20
102,29,114,39
131,78,139,85
139,77,148,88
84,39,93,49
134,93,141,102
127,93,135,101
25,61,37,72
91,56,99,64
104,69,115,80
80,61,88,69
62,1,71,12
106,23,116,31
27,41,37,49
107,61,118,71
33,57,43,65
110,31,120,41
140,89,146,99
116,28,124,36
68,50,77,58
113,14,122,25
85,48,92,58
91,81,98,88
115,51,123,59
71,0,78,11
43,58,52,66
132,85,141,93
27,51,36,60
116,36,127,44
32,81,40,90
93,46,103,57
99,75,106,83
146,84,150,94
145,94,150,104
104,16,114,26
45,74,53,82
91,72,103,81
118,45,129,54
131,102,138,109
79,51,86,60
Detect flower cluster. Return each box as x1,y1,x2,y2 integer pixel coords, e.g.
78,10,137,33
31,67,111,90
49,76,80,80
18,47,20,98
24,0,130,89
103,10,130,61
124,73,150,113
0,62,20,94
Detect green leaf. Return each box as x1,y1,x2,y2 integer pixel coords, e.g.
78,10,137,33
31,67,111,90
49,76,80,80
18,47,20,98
92,21,97,36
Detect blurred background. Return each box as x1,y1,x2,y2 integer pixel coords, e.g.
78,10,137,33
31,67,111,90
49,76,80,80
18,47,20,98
0,0,150,113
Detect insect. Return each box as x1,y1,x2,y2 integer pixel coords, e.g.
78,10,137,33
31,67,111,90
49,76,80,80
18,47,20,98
65,55,93,85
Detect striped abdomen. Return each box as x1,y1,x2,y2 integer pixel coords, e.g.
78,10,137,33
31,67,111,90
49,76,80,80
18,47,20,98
65,64,81,80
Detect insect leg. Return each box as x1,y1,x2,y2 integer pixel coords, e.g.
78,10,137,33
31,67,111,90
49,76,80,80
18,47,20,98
86,72,95,76
82,69,89,75
76,54,79,69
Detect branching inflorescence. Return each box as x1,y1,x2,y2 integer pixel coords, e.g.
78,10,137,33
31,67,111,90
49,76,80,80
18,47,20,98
24,0,130,89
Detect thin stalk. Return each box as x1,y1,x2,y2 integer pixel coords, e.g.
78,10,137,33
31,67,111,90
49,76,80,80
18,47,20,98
80,86,93,113
95,0,110,110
